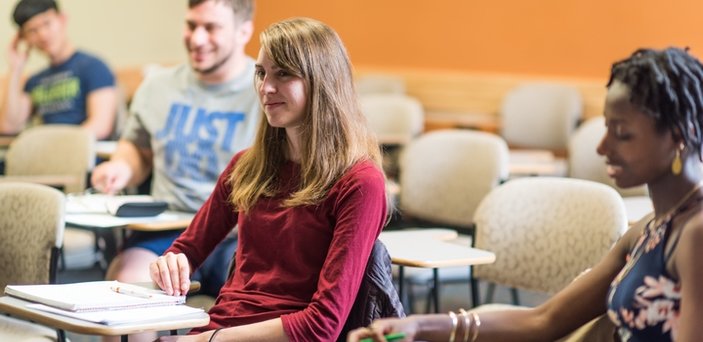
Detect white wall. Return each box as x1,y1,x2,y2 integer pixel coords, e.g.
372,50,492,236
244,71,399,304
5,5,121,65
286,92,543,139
0,0,188,75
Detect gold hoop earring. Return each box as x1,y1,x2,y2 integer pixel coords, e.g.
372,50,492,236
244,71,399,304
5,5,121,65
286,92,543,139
672,147,683,175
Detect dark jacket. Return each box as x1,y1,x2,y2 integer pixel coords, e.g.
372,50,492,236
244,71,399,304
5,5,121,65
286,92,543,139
224,240,404,341
337,240,405,341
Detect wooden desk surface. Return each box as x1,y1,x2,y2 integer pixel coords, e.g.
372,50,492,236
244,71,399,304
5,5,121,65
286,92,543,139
380,228,458,243
0,174,81,188
379,230,495,268
66,211,194,231
127,213,194,231
0,296,209,337
425,111,500,133
508,149,568,177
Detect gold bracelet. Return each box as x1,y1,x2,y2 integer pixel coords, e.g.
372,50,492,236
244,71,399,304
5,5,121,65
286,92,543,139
448,310,458,342
470,312,481,342
459,308,471,342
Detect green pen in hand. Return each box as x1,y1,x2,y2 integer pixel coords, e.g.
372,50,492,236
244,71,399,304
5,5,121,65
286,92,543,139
360,332,406,342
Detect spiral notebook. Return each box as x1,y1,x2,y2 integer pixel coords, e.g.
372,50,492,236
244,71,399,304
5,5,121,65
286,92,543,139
26,303,204,326
4,281,185,312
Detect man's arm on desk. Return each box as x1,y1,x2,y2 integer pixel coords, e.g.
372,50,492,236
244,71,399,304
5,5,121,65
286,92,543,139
92,140,153,194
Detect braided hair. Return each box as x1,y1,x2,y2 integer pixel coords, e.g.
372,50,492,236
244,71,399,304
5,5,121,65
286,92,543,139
608,47,703,161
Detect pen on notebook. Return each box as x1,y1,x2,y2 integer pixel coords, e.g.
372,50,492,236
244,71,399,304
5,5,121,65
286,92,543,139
360,332,406,342
110,285,153,299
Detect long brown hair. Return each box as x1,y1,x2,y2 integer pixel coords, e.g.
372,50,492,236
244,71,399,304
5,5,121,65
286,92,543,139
228,17,383,211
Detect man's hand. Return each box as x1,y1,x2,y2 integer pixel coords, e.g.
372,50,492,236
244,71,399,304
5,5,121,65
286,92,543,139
8,33,31,70
91,159,133,195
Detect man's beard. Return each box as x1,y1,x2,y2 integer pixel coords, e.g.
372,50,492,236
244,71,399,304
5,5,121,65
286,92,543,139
191,48,234,75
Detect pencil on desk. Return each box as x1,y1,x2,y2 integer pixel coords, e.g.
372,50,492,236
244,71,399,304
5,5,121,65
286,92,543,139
110,285,153,299
360,332,406,342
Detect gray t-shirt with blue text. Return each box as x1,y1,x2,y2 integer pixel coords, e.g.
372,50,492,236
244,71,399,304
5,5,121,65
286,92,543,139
122,60,259,212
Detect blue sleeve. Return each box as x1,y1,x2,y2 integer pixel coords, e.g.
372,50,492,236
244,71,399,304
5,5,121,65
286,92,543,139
23,73,40,94
78,53,116,92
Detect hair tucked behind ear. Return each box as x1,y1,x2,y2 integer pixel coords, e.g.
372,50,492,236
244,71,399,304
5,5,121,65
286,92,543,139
608,47,703,161
228,17,384,212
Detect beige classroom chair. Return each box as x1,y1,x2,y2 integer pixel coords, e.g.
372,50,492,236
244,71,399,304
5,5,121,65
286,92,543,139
360,93,425,180
398,129,509,228
359,93,424,146
3,125,95,194
500,82,582,152
471,177,628,306
0,182,65,341
394,129,509,311
2,125,102,270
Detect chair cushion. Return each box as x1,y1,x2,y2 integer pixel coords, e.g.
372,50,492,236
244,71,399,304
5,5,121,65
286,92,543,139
0,315,56,341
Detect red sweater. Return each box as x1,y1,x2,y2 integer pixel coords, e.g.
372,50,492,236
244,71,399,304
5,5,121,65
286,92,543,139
166,152,387,341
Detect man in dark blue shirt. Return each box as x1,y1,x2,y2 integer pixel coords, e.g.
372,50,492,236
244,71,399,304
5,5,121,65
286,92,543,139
1,0,117,140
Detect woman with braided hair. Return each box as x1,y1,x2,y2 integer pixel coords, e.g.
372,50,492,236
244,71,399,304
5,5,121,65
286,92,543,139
349,47,703,342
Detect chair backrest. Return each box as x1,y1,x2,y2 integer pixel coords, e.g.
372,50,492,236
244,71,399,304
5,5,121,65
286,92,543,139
500,83,582,151
399,129,509,228
359,93,424,145
5,125,95,193
355,74,406,95
0,182,65,293
568,116,648,197
473,177,627,294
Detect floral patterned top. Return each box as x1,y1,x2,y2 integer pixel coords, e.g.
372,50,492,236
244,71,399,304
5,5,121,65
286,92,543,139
605,196,702,341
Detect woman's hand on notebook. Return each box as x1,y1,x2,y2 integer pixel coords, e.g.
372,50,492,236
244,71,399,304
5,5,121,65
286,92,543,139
150,252,191,297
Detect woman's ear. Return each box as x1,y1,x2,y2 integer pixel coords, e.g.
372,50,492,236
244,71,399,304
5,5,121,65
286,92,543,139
671,126,685,145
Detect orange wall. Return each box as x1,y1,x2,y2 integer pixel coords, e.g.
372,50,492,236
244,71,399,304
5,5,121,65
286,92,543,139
246,0,703,80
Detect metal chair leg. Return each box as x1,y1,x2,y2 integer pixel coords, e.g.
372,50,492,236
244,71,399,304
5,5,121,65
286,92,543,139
510,287,521,305
470,267,480,308
484,282,496,303
56,329,66,342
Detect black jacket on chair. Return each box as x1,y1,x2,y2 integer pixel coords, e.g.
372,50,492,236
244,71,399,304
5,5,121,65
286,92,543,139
337,240,405,341
220,239,404,341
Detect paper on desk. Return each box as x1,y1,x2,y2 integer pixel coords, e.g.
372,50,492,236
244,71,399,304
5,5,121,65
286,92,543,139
65,211,192,229
66,194,157,214
28,303,205,326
